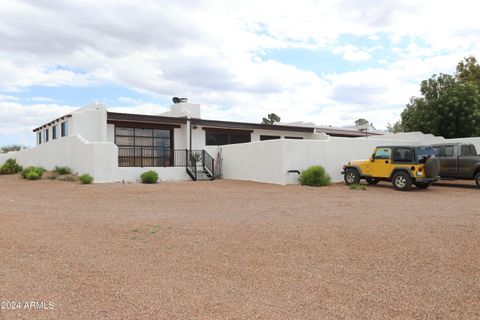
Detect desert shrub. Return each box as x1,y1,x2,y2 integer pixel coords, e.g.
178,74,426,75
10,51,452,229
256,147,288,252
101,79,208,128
350,183,366,190
141,171,158,184
54,166,72,175
21,167,45,180
299,165,331,187
0,158,23,175
47,171,58,180
57,174,78,182
79,174,94,184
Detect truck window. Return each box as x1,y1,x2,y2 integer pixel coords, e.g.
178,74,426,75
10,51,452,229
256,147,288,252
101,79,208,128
470,145,477,155
443,145,455,157
461,145,471,156
433,147,441,156
393,148,413,162
374,148,391,160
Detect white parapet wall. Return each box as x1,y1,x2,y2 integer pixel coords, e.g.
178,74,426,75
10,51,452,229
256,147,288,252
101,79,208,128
0,136,118,183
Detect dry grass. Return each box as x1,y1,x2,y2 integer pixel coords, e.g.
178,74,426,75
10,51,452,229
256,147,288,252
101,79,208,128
0,174,479,319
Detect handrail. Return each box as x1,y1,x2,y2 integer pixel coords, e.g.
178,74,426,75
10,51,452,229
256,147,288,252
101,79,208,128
185,149,197,181
202,150,215,180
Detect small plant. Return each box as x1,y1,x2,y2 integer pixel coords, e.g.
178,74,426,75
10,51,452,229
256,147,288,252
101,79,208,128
21,167,45,180
299,165,331,187
350,183,367,190
141,171,158,184
47,171,58,180
191,152,202,162
79,174,93,184
0,158,23,175
57,174,78,182
150,224,160,235
54,166,72,175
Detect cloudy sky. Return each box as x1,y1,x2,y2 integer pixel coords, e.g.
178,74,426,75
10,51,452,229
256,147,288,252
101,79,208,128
1,0,479,146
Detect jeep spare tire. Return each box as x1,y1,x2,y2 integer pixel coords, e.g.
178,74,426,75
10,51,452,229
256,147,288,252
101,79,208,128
424,156,440,178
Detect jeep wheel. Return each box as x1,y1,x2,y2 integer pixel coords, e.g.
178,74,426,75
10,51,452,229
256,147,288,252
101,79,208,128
344,169,360,185
392,172,412,191
415,182,432,189
366,178,379,185
475,171,480,188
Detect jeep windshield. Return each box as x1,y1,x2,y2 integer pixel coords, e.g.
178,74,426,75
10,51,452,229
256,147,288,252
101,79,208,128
415,146,435,163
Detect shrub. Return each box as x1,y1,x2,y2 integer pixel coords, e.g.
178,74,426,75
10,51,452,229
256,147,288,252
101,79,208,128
0,158,23,175
57,174,78,182
54,166,72,175
299,165,331,187
141,171,158,184
21,167,45,180
350,183,367,190
79,174,94,184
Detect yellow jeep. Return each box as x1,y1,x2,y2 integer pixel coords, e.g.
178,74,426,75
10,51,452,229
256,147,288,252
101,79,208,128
342,146,440,191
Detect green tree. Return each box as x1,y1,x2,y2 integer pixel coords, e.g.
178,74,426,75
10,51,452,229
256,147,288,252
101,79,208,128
456,56,480,88
354,118,369,127
386,121,404,133
1,145,27,153
261,113,281,125
401,73,480,138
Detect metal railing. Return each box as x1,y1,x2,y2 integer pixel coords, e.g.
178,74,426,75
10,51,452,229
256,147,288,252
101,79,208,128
202,150,215,180
118,147,216,181
118,147,198,167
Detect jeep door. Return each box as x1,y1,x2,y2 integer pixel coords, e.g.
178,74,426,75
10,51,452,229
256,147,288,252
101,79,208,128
371,147,392,178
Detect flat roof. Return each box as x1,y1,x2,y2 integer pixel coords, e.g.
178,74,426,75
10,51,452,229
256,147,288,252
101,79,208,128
32,114,72,132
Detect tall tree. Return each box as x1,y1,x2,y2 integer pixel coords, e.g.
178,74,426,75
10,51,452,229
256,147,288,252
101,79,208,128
401,73,480,138
262,113,281,125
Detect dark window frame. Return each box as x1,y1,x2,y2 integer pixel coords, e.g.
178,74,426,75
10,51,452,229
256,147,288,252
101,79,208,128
61,122,68,137
44,129,49,142
260,135,281,141
205,129,251,146
285,136,304,140
115,125,174,167
52,125,57,140
37,132,42,145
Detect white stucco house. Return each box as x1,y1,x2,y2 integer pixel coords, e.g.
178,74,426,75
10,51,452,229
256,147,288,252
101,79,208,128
1,99,479,185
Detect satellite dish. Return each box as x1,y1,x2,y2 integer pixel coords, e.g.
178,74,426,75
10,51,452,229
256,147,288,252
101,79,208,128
172,97,181,104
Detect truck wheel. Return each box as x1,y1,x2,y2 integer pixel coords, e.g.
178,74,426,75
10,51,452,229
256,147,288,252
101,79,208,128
475,171,480,188
392,172,412,191
415,182,432,189
344,169,360,185
366,178,379,185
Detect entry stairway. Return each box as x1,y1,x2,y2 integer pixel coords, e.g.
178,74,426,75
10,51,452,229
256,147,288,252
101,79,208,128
186,149,215,181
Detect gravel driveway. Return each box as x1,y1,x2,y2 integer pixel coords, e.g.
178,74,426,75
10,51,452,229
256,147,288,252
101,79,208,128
1,175,479,319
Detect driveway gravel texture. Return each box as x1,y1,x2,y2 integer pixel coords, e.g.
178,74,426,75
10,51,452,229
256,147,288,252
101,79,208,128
0,174,479,320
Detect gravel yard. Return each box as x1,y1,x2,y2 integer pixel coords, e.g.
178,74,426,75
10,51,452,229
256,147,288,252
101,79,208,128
1,174,479,319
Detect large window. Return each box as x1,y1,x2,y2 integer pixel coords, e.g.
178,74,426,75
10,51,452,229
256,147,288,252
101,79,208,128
205,130,251,146
115,126,173,167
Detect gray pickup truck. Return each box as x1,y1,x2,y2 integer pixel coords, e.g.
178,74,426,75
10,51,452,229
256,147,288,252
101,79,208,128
432,143,480,188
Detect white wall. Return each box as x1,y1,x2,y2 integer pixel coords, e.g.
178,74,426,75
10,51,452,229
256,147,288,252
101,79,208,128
70,103,108,142
0,135,118,183
116,167,190,182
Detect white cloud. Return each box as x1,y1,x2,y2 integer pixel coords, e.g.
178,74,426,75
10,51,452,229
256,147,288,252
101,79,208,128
0,0,479,142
